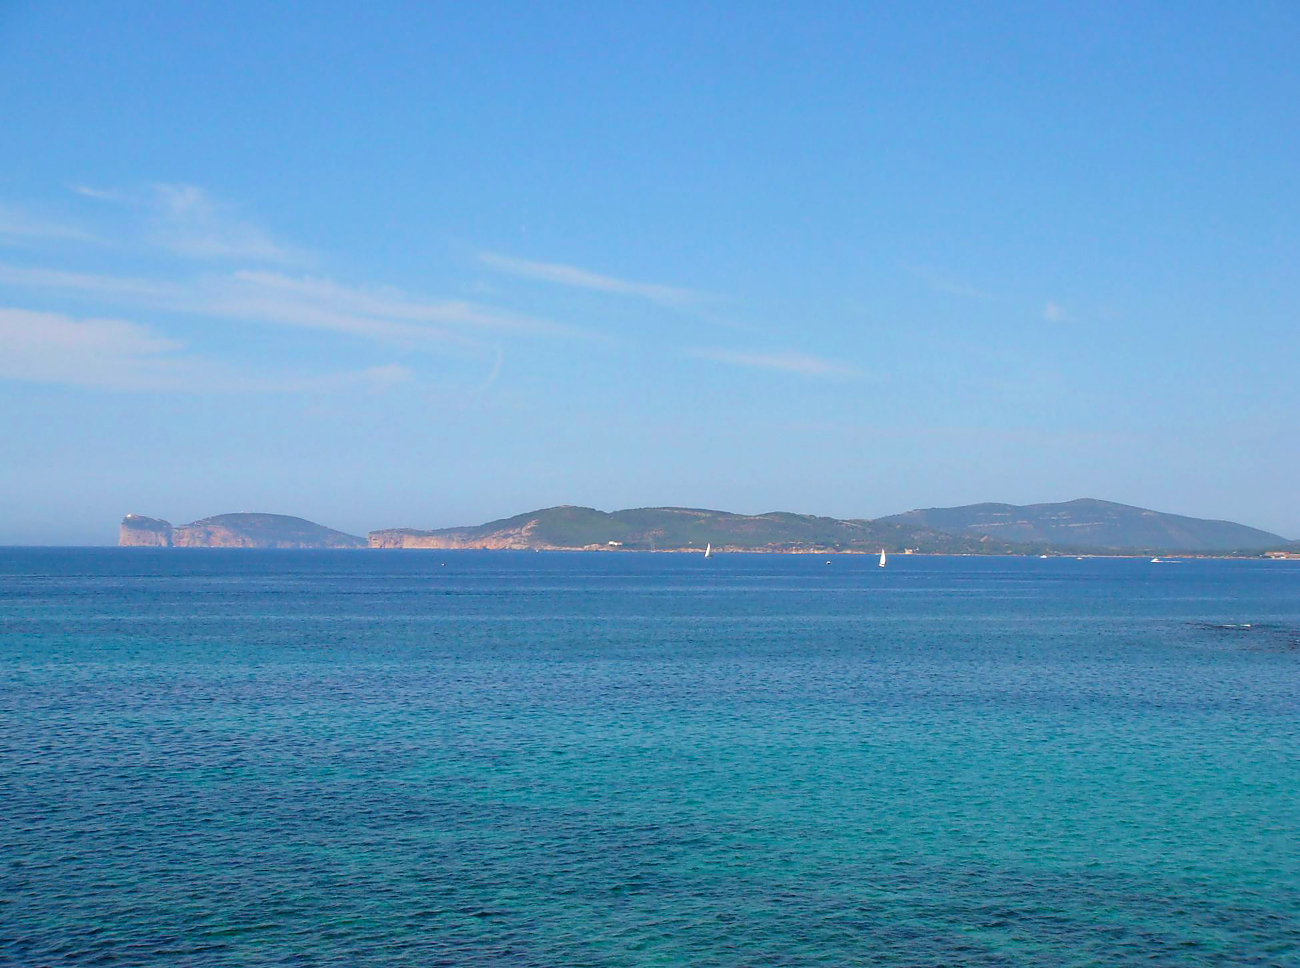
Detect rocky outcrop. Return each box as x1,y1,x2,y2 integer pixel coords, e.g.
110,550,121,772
119,514,174,546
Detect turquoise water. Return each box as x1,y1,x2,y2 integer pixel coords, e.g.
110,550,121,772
1,549,1297,966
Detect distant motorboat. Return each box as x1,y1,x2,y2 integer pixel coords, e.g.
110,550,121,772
1151,557,1161,563
878,548,887,568
704,543,712,559
1040,554,1049,559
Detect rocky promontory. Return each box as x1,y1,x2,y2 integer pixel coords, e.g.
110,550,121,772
119,513,366,549
119,514,174,546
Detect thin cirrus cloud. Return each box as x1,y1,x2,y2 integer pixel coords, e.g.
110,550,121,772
479,251,700,307
1,184,847,390
68,184,130,203
69,182,305,265
0,203,98,245
687,347,857,377
0,261,591,353
1043,301,1071,323
0,305,412,393
219,271,591,342
147,184,305,264
901,264,995,301
0,263,175,298
0,185,559,393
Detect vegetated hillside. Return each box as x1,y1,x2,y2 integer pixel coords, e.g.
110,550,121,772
879,498,1285,552
369,505,1030,553
120,513,366,548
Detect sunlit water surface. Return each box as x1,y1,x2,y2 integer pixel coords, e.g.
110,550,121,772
1,549,1297,966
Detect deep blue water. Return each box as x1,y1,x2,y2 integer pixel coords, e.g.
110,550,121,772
1,549,1297,966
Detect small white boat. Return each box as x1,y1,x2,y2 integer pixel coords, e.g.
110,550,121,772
1151,557,1161,563
878,548,887,568
704,543,712,559
1040,554,1049,559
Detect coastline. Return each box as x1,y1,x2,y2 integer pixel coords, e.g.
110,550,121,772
97,543,1294,560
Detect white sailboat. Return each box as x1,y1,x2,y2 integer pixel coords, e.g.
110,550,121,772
704,543,712,559
878,548,887,568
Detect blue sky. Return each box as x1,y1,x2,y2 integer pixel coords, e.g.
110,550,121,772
1,1,1296,544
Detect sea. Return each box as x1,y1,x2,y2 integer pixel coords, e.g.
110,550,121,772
1,548,1297,967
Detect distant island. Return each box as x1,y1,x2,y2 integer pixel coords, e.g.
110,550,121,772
120,499,1295,556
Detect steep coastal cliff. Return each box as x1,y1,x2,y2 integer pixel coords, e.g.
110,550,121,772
119,514,173,546
119,513,366,548
368,526,541,550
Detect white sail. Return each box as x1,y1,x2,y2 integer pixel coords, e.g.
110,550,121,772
704,543,712,558
878,548,886,568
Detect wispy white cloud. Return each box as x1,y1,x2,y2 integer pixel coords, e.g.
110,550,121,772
0,263,174,297
477,345,505,393
223,271,588,341
60,182,304,264
480,251,700,306
902,264,994,301
68,184,130,203
309,363,413,394
0,185,618,395
0,305,411,393
146,184,304,264
688,347,857,377
0,187,624,394
0,203,97,245
0,262,591,351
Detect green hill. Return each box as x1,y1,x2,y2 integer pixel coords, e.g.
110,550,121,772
120,513,365,548
369,505,1032,553
879,498,1285,553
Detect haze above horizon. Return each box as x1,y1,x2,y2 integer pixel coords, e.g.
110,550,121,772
2,1,1297,545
